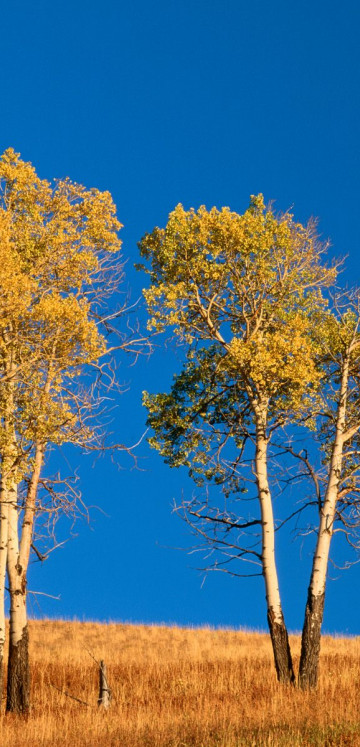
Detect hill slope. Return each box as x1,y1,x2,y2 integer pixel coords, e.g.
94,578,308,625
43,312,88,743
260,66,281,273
0,620,359,746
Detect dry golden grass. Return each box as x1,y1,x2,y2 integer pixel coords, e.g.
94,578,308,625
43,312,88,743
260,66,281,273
0,620,359,746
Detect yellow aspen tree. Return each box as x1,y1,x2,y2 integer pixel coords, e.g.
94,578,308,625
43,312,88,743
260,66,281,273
0,149,127,713
139,196,336,685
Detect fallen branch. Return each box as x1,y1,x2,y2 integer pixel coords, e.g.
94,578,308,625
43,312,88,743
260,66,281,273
49,681,90,707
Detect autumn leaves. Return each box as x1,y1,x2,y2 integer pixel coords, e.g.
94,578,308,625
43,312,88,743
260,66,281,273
0,149,124,712
140,197,360,689
0,150,359,715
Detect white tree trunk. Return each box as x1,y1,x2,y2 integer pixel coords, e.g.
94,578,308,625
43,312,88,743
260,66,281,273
7,477,23,645
255,405,295,684
299,354,349,689
0,475,9,698
6,478,30,713
0,380,18,702
6,443,43,713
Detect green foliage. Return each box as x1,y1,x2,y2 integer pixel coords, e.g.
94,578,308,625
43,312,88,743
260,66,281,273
144,346,250,489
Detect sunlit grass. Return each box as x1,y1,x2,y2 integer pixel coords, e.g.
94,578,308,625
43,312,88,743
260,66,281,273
0,620,359,745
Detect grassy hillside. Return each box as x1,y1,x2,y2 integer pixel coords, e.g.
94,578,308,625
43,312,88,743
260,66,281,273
0,620,359,746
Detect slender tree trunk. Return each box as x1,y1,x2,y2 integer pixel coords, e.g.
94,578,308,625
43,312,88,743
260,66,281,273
1,382,18,704
298,355,349,690
7,597,29,715
6,442,43,713
0,475,9,701
255,406,295,685
6,479,30,714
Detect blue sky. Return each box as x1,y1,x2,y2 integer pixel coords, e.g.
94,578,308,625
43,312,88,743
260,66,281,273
1,0,360,632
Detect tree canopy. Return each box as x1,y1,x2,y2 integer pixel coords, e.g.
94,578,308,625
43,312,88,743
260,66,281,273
139,195,336,479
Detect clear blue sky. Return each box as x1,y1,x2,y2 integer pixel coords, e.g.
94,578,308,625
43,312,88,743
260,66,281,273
1,0,360,632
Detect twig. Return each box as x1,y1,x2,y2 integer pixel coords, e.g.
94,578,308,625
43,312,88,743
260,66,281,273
83,645,101,667
28,590,61,600
49,681,90,707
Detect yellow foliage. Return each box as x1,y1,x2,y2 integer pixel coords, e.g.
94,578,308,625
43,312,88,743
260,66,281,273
140,196,335,415
225,313,321,405
0,148,123,454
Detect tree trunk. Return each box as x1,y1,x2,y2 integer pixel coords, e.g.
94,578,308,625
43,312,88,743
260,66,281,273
298,355,349,690
7,618,30,714
6,442,43,713
298,482,337,690
0,384,17,702
6,483,30,714
298,588,325,689
255,406,295,685
267,608,295,685
0,482,8,702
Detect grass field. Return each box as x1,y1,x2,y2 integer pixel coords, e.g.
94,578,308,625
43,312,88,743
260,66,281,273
0,620,359,746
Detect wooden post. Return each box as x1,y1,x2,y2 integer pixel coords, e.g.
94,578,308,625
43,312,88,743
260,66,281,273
98,660,111,709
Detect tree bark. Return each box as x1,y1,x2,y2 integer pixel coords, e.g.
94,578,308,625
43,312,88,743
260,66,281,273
6,480,30,714
255,406,295,685
0,381,17,701
7,621,30,714
298,354,349,690
0,478,8,701
298,588,325,689
6,443,43,713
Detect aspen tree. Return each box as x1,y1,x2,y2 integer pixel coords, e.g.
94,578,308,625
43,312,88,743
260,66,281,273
139,196,336,684
0,149,127,713
298,293,360,689
0,207,35,701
